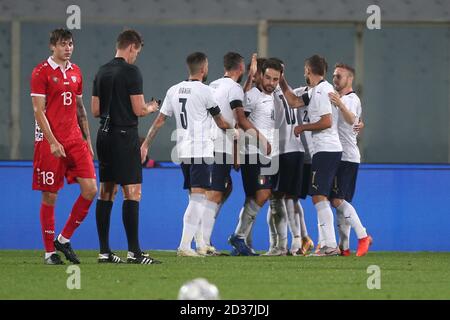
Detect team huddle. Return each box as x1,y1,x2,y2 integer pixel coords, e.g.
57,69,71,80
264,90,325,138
31,28,371,265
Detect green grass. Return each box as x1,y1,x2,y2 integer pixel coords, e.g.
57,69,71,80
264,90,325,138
1,250,449,299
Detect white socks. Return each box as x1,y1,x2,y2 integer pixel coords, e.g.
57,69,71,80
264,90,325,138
45,251,56,259
270,198,288,250
266,205,277,250
286,199,300,238
179,193,205,250
295,201,309,238
336,200,367,239
315,200,337,248
235,199,260,238
336,209,351,250
246,219,255,248
200,200,220,247
58,234,70,244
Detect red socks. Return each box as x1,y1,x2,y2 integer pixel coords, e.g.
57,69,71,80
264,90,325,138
61,195,93,240
40,203,55,252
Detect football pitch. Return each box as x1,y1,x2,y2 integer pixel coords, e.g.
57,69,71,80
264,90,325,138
1,250,449,300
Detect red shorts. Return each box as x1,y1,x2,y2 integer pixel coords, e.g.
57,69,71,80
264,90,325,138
32,138,96,193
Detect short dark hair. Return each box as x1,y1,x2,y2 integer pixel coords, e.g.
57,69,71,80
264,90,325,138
49,28,73,46
305,54,328,76
186,52,207,75
261,58,283,75
268,57,284,73
335,63,355,77
224,52,243,71
116,29,144,50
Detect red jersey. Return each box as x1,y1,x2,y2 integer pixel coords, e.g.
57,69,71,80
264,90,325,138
30,57,83,143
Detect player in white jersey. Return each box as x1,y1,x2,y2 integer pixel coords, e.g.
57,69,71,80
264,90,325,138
284,85,315,255
192,52,246,256
281,55,342,256
228,58,283,256
234,56,269,254
140,52,233,257
243,58,308,257
328,63,372,257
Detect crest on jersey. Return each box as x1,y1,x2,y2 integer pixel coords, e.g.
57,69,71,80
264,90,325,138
71,76,77,83
52,76,58,83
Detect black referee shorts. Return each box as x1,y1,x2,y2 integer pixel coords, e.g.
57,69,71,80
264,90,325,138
96,126,142,185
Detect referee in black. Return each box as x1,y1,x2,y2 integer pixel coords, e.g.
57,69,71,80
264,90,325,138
91,29,160,264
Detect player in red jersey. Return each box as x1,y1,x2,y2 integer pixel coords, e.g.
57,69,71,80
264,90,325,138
30,28,97,265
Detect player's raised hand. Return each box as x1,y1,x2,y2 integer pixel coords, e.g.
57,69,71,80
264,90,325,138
249,53,257,76
50,141,66,158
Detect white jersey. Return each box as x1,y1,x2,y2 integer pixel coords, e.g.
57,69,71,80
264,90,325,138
160,80,218,159
308,80,342,154
244,87,277,156
273,86,304,154
338,92,362,163
294,86,314,163
209,77,243,154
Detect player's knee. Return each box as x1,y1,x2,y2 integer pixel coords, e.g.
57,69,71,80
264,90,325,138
207,191,223,204
42,192,58,205
312,195,327,205
82,185,98,200
99,183,117,201
123,186,142,202
331,198,342,208
255,190,271,207
125,193,141,202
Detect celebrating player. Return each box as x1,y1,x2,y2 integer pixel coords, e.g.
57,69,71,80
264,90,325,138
140,52,233,257
193,52,246,256
228,58,283,256
328,63,372,256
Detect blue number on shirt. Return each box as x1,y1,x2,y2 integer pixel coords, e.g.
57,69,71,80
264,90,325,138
302,110,310,123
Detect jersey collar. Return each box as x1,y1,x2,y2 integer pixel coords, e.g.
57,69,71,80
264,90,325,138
47,56,73,71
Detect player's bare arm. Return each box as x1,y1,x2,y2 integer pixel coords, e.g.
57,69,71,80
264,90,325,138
91,96,100,117
32,96,66,158
294,114,332,137
232,107,271,156
279,73,305,108
130,95,160,117
328,92,356,125
243,53,257,93
76,96,94,156
140,112,167,163
213,113,233,131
